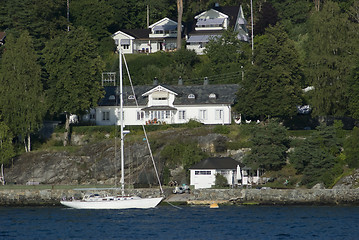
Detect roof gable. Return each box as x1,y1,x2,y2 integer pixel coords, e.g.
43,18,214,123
195,9,228,20
149,17,177,29
142,85,178,97
111,30,135,39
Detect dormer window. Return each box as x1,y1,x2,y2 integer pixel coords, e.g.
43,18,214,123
153,97,167,100
188,94,195,99
109,95,116,100
209,93,216,99
128,95,135,100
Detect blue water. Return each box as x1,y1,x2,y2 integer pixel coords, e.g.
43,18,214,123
1,205,358,239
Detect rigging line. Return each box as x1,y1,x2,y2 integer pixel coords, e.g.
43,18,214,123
164,200,183,209
122,50,164,196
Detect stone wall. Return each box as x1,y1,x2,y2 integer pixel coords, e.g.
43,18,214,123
2,188,359,206
190,188,359,205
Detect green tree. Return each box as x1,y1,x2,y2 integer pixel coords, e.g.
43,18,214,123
236,23,303,119
289,124,342,187
0,119,15,185
243,120,290,171
0,31,46,152
344,127,359,169
71,0,115,41
0,119,15,165
305,1,359,117
0,0,67,50
214,173,228,188
204,30,248,74
347,62,359,119
43,27,105,146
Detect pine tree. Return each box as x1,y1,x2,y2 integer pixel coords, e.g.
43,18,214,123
243,120,290,171
0,31,46,152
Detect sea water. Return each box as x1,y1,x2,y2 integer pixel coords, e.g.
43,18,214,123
1,205,358,239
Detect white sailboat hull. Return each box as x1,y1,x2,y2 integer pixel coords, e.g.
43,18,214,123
61,197,163,209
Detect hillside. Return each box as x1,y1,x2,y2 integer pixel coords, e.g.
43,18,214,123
4,126,235,187
3,124,359,190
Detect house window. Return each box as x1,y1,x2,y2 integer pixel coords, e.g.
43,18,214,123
123,44,130,49
199,110,207,120
178,110,186,120
195,170,211,175
153,97,167,100
128,95,135,100
137,111,144,120
165,111,170,119
102,111,110,121
215,110,223,120
90,113,96,120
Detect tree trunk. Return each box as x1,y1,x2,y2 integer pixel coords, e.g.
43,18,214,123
63,113,71,146
0,164,4,185
27,133,31,152
314,0,321,11
176,0,183,50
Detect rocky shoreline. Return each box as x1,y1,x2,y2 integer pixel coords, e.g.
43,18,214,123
1,188,359,206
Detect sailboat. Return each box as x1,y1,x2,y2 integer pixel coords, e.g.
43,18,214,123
60,47,163,209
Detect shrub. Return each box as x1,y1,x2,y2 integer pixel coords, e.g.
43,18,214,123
214,174,228,188
213,125,230,134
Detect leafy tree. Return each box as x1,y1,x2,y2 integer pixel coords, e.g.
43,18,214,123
236,23,303,119
0,119,15,166
254,2,278,36
204,30,248,74
305,1,359,117
0,31,46,152
343,127,359,168
243,120,290,171
71,0,115,41
43,27,105,146
347,62,359,119
0,0,67,50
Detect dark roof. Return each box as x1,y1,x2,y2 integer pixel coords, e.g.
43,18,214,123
190,157,244,170
98,84,239,107
213,6,240,29
121,29,151,39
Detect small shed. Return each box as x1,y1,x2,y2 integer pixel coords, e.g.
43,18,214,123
189,157,263,189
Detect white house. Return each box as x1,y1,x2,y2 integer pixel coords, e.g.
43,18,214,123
112,17,181,54
189,157,263,189
186,5,249,55
93,81,239,126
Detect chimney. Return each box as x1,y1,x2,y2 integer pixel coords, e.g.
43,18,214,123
178,76,183,85
203,77,209,85
153,77,158,85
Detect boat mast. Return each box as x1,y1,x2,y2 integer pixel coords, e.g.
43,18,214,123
119,47,125,197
